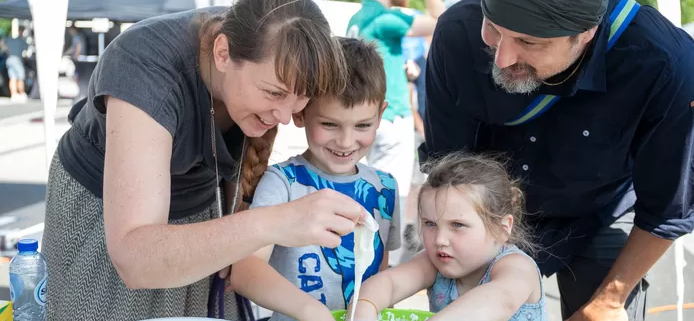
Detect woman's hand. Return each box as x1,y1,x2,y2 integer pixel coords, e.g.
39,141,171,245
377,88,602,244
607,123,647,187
271,189,365,249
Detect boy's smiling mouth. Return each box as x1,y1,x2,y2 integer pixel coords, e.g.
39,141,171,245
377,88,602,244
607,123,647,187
327,148,356,158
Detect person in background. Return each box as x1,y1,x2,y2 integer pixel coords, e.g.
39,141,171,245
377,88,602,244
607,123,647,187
232,37,400,321
64,25,87,86
389,1,433,261
391,0,429,138
346,0,445,267
64,25,86,61
4,26,28,102
421,0,694,320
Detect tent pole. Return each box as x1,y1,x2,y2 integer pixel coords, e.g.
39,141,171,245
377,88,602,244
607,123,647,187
98,33,105,56
27,0,69,168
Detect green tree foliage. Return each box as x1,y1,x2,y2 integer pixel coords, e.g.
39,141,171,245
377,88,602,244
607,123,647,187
333,0,693,24
0,0,10,37
0,20,10,37
0,0,12,37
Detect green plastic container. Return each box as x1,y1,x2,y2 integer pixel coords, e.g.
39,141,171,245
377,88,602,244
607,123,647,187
331,308,434,321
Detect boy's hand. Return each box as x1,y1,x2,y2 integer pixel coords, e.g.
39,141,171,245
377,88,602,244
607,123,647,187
218,266,232,291
298,302,334,321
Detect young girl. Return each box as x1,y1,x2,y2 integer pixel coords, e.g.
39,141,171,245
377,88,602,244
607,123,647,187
349,153,547,321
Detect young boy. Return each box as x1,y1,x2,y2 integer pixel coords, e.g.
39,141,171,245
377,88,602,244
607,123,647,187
230,37,401,321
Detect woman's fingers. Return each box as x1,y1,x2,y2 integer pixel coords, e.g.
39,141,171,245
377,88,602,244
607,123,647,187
323,190,365,222
326,214,356,237
284,189,368,248
317,230,343,249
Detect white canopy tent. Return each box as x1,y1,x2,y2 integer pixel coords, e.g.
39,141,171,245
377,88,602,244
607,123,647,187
29,0,69,167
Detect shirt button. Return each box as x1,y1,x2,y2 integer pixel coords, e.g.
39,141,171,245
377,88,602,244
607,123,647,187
529,136,537,142
522,164,529,171
583,130,590,137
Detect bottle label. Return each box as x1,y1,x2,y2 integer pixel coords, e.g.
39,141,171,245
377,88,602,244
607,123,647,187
34,276,47,306
9,273,22,302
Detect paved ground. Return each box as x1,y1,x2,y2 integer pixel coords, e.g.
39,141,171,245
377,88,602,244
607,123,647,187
0,98,693,320
0,98,72,122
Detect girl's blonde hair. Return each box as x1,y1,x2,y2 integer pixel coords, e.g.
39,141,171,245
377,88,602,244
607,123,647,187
418,153,537,255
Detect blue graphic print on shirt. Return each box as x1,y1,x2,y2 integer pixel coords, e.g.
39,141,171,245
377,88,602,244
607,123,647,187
273,163,396,307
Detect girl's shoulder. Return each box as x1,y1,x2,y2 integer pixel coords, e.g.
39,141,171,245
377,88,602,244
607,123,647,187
495,245,535,263
486,246,545,312
484,245,540,282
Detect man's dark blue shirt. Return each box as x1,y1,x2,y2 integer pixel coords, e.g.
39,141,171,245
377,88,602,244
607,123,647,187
420,0,694,275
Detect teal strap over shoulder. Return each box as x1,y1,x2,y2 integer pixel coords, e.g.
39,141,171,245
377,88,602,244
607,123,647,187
503,0,641,126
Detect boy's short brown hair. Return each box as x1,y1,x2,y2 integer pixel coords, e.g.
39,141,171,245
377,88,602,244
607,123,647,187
334,37,386,108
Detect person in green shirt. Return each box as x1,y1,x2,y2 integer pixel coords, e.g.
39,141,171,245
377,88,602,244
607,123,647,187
347,0,444,266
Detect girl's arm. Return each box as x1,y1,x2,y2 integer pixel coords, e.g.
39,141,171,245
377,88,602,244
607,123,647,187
350,251,438,320
430,253,541,321
231,247,333,321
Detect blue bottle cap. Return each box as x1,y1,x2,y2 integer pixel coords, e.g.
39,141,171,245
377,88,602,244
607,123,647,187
17,239,38,252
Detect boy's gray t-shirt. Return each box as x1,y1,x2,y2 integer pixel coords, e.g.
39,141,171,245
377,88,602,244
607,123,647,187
250,155,402,321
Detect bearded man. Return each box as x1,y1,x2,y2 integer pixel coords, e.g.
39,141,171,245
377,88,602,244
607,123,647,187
419,0,694,320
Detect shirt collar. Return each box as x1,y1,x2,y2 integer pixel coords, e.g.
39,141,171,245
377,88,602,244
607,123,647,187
574,20,609,93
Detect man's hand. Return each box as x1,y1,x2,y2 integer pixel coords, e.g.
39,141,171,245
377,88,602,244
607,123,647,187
564,227,670,321
405,59,421,81
566,298,628,321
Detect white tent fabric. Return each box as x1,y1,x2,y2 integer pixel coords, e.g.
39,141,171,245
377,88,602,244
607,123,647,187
0,0,197,22
313,0,361,36
28,0,69,167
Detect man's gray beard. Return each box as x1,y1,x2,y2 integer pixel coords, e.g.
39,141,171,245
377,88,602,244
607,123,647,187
486,41,584,95
491,64,542,95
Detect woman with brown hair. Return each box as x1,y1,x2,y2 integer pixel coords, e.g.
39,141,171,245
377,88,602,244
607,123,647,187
41,0,363,320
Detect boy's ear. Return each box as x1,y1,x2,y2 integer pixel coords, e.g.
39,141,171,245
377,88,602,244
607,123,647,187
292,112,305,128
376,101,388,126
380,101,388,115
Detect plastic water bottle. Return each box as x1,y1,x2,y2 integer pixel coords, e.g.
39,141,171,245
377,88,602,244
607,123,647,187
9,239,47,321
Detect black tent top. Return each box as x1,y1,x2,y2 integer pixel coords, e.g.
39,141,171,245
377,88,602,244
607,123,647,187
0,0,196,22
